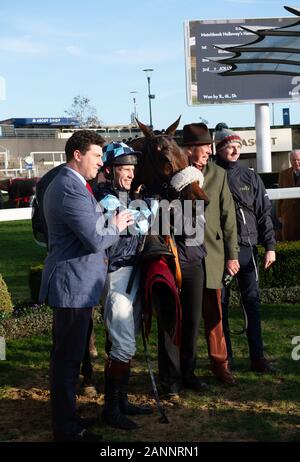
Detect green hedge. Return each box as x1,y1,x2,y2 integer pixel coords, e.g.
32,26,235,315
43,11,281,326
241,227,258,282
230,286,300,307
0,305,52,340
257,241,300,288
0,274,13,315
0,304,103,340
6,241,293,341
28,241,299,298
228,241,300,305
27,242,300,313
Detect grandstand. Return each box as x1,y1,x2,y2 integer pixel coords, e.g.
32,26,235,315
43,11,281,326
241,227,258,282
58,125,143,141
0,118,144,141
0,119,145,178
1,116,300,179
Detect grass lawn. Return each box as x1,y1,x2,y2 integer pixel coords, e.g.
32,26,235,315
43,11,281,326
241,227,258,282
0,304,299,443
0,220,46,302
0,220,299,442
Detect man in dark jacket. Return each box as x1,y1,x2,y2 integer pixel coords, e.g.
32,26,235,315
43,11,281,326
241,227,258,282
39,131,133,442
33,162,100,397
94,142,153,430
214,126,277,373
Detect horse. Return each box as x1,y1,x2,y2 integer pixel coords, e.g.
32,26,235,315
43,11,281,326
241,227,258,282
0,177,40,207
129,117,208,204
127,119,210,402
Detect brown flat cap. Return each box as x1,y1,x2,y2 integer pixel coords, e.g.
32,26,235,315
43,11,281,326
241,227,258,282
182,123,213,146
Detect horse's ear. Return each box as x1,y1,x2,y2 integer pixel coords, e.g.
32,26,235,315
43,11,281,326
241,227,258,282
135,118,153,138
165,116,181,136
129,136,145,152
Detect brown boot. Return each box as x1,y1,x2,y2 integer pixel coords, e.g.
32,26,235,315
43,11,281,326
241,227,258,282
119,362,153,416
211,362,236,385
250,357,278,373
102,358,137,430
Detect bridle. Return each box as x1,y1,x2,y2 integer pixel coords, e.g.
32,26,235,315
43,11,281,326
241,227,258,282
143,136,189,201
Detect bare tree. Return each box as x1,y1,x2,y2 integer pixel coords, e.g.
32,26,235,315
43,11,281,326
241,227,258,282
65,95,101,127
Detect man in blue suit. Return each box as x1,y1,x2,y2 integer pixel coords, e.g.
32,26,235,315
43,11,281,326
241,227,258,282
39,130,134,442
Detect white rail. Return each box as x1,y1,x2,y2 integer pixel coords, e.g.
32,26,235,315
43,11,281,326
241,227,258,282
266,187,300,201
1,188,300,223
0,208,32,222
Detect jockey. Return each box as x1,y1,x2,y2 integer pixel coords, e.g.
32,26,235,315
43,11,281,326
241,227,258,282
93,142,154,430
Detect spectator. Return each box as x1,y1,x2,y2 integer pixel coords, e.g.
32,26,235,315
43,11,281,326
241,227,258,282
214,126,277,373
277,149,300,241
94,142,153,430
182,123,239,385
39,130,133,442
34,163,99,398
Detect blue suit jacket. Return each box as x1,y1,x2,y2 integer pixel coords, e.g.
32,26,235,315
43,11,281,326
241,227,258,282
39,166,119,308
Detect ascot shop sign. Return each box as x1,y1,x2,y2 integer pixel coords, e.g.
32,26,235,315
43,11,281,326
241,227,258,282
225,128,292,154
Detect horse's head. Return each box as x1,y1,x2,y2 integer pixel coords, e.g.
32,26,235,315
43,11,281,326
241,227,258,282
129,117,208,204
130,117,187,193
145,135,188,179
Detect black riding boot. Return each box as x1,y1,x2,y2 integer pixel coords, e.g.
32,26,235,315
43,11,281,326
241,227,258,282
105,330,112,356
102,358,137,430
119,362,153,416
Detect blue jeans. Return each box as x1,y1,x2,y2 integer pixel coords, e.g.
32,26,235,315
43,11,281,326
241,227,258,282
222,245,264,361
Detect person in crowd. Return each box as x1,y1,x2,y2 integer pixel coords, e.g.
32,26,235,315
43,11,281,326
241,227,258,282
94,142,153,430
34,163,99,398
39,130,133,442
181,123,239,386
277,149,300,241
214,125,277,373
154,137,209,396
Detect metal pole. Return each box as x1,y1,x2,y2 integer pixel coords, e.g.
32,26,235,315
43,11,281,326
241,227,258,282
5,151,8,176
133,97,137,119
0,145,9,176
130,91,138,124
147,76,153,129
143,69,154,129
255,103,272,173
